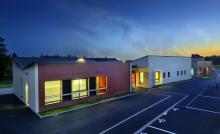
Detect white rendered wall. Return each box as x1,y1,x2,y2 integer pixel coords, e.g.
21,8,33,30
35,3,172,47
13,62,39,113
132,56,149,68
148,56,192,87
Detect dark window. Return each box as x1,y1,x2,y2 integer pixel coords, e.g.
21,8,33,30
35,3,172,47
163,72,166,78
168,72,170,78
181,71,183,75
89,77,96,96
177,71,179,76
184,70,186,75
62,80,71,101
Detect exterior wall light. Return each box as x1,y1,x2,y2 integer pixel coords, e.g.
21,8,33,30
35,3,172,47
76,58,86,63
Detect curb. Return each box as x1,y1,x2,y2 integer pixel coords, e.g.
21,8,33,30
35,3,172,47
37,92,138,118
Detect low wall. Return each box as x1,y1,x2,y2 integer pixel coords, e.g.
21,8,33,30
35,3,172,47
0,87,14,95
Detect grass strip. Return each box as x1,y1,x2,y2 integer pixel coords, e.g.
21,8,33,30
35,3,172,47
39,92,134,116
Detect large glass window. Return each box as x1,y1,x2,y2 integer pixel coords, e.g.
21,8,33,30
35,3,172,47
97,76,107,95
45,80,62,105
72,79,87,99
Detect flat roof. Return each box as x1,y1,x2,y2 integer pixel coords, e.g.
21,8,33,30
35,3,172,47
14,57,118,70
134,55,191,61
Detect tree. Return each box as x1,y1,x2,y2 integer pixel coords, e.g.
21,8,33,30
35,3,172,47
0,37,12,81
0,37,7,57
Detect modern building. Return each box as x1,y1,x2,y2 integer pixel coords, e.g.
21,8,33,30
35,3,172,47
132,55,192,88
13,57,131,113
191,54,213,77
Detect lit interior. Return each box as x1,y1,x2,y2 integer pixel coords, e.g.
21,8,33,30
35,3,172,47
97,76,107,94
72,79,87,99
191,68,194,75
45,80,62,105
25,81,29,106
139,72,144,84
155,71,161,84
132,71,136,86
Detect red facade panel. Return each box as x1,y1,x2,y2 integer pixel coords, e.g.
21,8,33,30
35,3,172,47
38,62,130,112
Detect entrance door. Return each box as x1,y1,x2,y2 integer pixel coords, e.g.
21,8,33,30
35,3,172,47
155,71,161,85
89,77,96,96
25,81,29,106
203,68,206,76
132,71,136,86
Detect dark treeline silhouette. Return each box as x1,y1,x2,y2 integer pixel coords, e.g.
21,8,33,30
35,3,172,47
0,37,15,81
0,36,220,81
205,55,220,65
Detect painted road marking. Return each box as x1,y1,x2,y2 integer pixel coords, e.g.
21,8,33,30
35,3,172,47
186,106,220,116
199,95,220,100
99,95,171,134
148,126,176,134
147,89,187,96
186,88,206,107
134,95,189,134
145,91,171,97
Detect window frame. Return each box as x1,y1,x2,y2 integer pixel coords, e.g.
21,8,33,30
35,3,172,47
44,80,62,105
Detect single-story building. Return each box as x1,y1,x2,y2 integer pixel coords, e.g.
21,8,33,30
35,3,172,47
13,57,131,113
191,60,213,77
131,55,192,88
191,54,213,77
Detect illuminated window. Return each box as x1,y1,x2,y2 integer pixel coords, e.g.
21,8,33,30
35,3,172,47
45,80,62,105
25,81,29,106
132,71,136,86
72,79,88,99
139,72,144,84
191,68,194,75
155,71,160,84
97,76,107,95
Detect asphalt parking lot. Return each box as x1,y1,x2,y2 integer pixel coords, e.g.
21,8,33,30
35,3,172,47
0,74,220,134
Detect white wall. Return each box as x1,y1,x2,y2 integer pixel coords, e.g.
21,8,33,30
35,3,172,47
13,62,39,113
132,56,149,68
132,57,149,88
148,56,192,87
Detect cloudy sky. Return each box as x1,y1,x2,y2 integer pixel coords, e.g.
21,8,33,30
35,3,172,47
0,0,220,59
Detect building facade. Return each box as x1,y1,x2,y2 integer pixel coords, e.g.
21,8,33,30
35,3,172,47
192,61,213,77
132,55,192,88
13,57,131,113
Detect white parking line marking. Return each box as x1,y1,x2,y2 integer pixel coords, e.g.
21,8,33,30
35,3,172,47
148,126,176,134
199,95,220,100
134,95,189,134
186,88,206,107
145,91,171,97
186,106,220,115
147,90,187,96
99,96,171,134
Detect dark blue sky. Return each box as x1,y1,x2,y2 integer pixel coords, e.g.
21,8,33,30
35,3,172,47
1,0,220,59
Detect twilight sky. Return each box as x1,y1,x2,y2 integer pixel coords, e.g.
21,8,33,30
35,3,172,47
0,0,220,60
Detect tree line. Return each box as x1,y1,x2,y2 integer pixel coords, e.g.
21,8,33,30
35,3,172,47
0,36,220,81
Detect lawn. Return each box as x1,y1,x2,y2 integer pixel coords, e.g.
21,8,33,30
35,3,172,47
0,80,12,89
39,92,135,117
